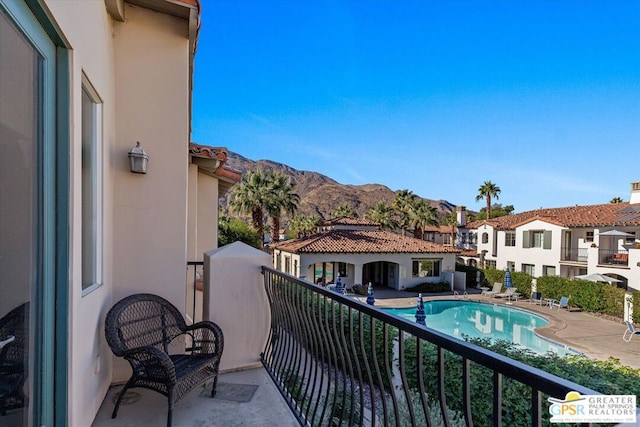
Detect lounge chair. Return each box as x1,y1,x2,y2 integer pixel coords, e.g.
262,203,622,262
482,283,502,298
551,296,569,310
529,292,543,305
623,321,640,342
495,287,517,299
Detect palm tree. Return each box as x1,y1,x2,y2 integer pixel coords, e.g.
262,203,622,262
475,181,501,220
332,202,357,218
264,171,299,246
392,189,417,236
228,169,273,248
289,215,319,238
366,202,398,231
411,199,438,240
610,197,624,204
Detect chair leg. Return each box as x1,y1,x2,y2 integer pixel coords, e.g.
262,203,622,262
112,381,133,419
210,375,219,397
167,391,173,427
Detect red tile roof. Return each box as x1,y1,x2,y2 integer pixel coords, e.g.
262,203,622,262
464,202,640,230
424,225,455,233
319,217,380,227
274,229,461,254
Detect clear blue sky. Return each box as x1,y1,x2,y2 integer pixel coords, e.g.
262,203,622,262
192,0,640,213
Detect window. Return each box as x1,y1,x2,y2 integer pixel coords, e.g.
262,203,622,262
338,262,347,277
522,230,552,249
412,259,441,278
522,264,535,276
543,265,556,276
81,79,103,293
585,231,594,242
482,232,489,244
284,256,291,274
469,232,477,244
461,232,467,243
485,260,497,269
505,232,516,247
294,260,298,277
443,234,451,245
507,261,515,271
625,231,636,243
532,231,543,247
276,254,282,270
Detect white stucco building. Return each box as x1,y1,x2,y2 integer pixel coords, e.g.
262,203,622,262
273,217,460,290
456,182,640,291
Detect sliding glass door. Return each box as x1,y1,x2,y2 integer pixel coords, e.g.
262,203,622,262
0,1,59,425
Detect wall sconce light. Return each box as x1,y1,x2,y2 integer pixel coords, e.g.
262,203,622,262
128,141,149,174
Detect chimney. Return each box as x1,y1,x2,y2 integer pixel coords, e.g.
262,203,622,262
456,206,467,226
631,181,640,204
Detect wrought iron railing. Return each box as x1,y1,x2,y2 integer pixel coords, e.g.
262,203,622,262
261,266,601,427
560,247,588,263
186,260,204,323
598,249,629,266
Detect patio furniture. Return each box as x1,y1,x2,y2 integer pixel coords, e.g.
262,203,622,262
481,283,502,298
105,293,224,427
495,287,517,299
623,321,640,342
551,296,570,310
528,292,543,305
0,302,28,416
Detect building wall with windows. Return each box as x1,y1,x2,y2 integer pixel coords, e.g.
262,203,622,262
9,1,205,426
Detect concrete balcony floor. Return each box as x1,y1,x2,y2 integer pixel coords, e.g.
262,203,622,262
92,367,298,427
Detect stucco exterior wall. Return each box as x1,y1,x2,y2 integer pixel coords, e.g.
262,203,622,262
40,1,118,426
275,251,457,290
110,3,191,381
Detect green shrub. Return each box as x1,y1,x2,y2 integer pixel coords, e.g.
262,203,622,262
455,264,484,288
405,281,450,293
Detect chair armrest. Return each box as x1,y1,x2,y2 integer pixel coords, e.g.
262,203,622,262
122,346,177,383
184,321,224,355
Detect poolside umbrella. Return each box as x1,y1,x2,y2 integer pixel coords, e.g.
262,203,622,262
415,294,426,326
599,230,635,238
503,267,513,288
574,273,622,284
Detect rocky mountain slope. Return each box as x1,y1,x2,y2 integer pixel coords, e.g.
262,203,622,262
224,151,458,221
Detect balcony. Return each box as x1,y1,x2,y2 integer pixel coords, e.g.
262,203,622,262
598,249,630,267
93,262,638,426
560,247,588,263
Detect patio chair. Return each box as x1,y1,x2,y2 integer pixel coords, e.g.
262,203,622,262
0,302,28,416
623,321,640,342
528,292,543,305
482,283,502,298
105,293,224,427
551,296,570,310
495,288,517,299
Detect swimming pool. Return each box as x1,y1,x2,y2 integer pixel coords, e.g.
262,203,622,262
385,300,578,357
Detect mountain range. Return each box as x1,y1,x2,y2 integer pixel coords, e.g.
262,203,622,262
223,151,459,221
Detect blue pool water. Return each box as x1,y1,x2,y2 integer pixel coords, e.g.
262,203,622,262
385,300,578,357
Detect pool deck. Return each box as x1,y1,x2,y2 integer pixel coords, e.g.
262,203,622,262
354,287,640,370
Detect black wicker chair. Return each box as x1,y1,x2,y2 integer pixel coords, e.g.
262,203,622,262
105,293,224,427
0,302,28,416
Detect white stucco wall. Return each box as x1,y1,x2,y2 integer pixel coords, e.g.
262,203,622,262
274,251,457,290
41,2,194,426
43,2,117,426
205,242,272,372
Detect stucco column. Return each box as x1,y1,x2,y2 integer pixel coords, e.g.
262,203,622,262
353,263,363,287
